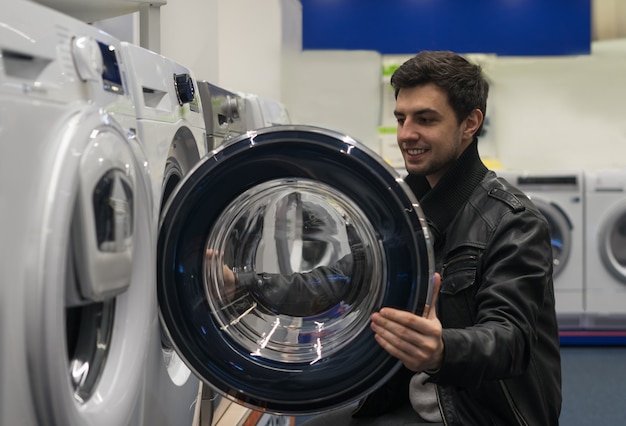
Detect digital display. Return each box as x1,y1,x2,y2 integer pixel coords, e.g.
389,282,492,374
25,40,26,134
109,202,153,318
97,41,124,94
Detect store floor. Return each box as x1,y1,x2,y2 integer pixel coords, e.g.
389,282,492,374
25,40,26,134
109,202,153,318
292,347,626,425
559,346,626,425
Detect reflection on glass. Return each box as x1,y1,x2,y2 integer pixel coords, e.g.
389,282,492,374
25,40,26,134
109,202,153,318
204,179,385,364
94,169,133,253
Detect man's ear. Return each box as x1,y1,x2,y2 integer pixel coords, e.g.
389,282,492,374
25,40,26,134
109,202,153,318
463,109,483,140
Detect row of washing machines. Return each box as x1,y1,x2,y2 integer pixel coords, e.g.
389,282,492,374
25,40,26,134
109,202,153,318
1,0,437,422
497,169,626,331
0,1,290,425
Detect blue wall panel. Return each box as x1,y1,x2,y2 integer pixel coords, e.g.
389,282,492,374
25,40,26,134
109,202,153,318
301,0,591,56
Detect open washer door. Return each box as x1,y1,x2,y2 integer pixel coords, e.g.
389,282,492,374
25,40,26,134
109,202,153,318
157,125,434,415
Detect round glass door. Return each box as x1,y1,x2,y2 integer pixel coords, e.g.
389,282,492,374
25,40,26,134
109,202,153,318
599,203,626,282
157,125,434,414
532,198,572,279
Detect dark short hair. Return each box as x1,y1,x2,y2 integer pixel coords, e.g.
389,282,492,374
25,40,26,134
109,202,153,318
390,50,489,136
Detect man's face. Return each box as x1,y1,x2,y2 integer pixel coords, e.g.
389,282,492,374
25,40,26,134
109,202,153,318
394,83,477,187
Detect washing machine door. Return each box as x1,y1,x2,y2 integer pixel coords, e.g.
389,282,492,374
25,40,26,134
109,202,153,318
157,125,434,414
25,107,154,426
531,198,572,278
598,201,626,282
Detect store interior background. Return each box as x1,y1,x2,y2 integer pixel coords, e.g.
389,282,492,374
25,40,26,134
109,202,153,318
87,1,626,424
94,0,626,173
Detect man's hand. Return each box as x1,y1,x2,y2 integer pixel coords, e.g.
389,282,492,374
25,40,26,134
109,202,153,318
370,273,443,372
205,249,236,300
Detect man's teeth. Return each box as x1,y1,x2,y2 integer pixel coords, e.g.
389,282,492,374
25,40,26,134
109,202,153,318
407,148,426,155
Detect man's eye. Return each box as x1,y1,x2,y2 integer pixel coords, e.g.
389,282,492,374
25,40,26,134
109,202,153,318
396,118,405,125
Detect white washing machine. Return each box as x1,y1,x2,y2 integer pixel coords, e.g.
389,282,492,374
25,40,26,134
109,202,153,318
498,170,585,327
199,86,292,151
118,42,207,426
0,1,153,425
119,42,207,219
584,169,626,328
197,81,248,151
236,92,292,130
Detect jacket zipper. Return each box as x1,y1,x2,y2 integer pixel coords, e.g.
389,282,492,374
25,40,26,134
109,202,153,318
499,380,529,426
434,384,449,426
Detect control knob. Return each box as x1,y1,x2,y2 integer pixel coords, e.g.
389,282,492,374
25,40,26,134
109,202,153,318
174,73,195,105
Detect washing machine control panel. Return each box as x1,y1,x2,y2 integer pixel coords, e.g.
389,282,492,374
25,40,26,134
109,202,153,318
72,37,125,96
97,41,124,95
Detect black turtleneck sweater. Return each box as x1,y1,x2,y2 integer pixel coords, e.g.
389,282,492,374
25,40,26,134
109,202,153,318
404,139,488,250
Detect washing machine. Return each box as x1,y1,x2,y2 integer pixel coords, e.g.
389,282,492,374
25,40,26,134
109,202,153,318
119,42,207,220
0,1,153,425
197,81,248,151
154,125,435,416
118,42,208,425
584,169,626,328
497,169,585,327
236,92,292,130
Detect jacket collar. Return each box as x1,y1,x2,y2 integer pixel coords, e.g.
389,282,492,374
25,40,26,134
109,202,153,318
404,139,488,235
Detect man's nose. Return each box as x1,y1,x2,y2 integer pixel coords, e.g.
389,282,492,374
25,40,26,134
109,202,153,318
398,123,418,142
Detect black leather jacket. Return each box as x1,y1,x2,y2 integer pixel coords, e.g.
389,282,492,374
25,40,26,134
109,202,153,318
430,172,561,425
357,141,562,425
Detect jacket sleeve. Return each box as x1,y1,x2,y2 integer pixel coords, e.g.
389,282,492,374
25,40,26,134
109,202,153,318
235,253,355,317
431,204,554,387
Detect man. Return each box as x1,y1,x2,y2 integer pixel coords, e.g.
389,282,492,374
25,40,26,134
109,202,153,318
303,51,562,425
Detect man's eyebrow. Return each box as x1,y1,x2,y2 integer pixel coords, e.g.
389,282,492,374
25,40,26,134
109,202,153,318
394,107,439,116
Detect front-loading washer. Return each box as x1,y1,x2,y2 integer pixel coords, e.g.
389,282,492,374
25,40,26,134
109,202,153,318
155,125,435,416
0,2,154,425
197,81,248,151
118,41,207,426
119,42,207,219
584,169,626,328
236,91,292,130
497,169,585,327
